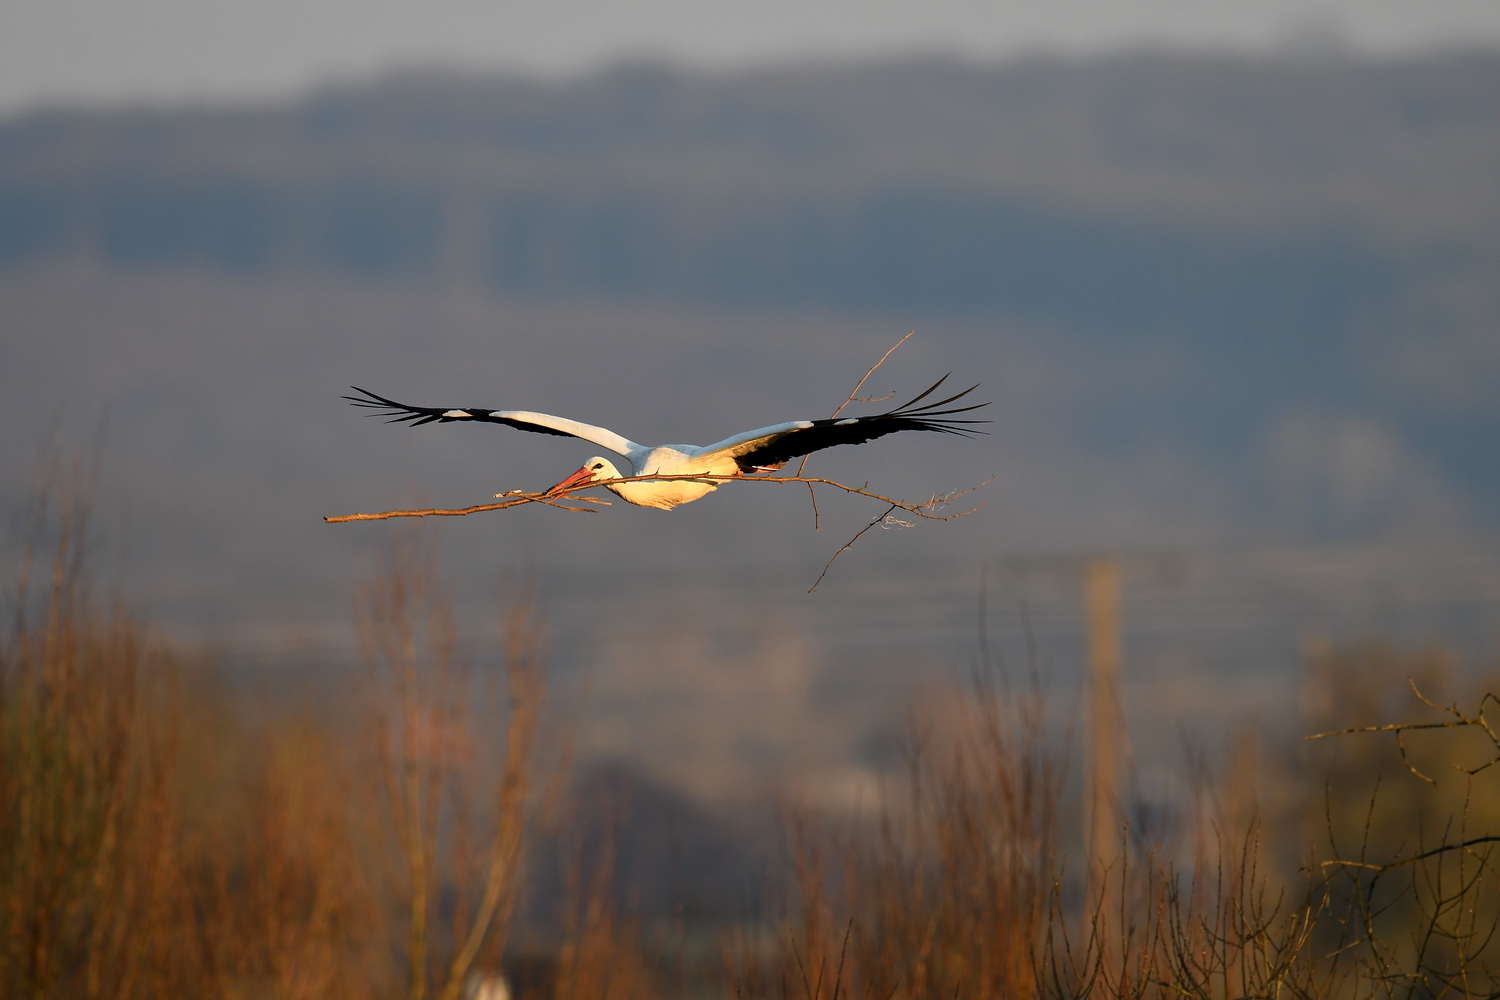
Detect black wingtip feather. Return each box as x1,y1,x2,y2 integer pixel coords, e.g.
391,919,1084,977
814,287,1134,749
346,386,449,425
895,373,953,410
878,375,991,438
921,386,982,411
892,383,981,416
345,386,401,408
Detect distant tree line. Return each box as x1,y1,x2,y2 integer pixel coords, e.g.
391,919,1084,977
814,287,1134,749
1,52,1496,357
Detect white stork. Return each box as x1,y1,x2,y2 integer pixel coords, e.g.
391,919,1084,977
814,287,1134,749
344,377,988,510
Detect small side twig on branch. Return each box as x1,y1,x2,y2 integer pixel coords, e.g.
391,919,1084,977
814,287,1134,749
808,504,898,593
828,330,915,422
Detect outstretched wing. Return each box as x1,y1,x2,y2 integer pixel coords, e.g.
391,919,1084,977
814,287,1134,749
344,387,641,457
695,375,989,472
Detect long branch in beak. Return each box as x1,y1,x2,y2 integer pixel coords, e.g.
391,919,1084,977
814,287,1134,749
546,465,597,495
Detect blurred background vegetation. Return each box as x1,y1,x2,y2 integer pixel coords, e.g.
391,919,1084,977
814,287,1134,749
3,24,1500,997
4,483,1498,997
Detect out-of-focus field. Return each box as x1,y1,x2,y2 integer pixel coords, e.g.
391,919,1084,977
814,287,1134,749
4,483,1499,998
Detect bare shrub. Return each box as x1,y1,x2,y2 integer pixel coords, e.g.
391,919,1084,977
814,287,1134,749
1304,643,1500,998
356,530,554,1000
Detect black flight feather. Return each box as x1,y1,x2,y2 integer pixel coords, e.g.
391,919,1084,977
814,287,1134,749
729,374,989,472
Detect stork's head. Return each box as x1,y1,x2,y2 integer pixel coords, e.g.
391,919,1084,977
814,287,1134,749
547,457,624,494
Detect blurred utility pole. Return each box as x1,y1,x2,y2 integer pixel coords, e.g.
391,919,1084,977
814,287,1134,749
987,548,1169,919
1085,555,1125,929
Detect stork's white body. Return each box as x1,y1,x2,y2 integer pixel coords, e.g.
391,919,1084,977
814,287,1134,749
608,447,728,509
563,422,819,510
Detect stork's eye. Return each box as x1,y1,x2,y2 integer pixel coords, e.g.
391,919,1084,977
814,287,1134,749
591,463,603,470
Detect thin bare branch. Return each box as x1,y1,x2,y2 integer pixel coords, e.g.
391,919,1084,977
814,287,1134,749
325,495,605,522
1352,836,1500,874
797,330,915,486
1305,681,1500,783
325,473,990,525
831,331,915,422
327,470,988,591
808,504,897,593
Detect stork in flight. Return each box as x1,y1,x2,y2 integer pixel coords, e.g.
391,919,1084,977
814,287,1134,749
344,377,988,510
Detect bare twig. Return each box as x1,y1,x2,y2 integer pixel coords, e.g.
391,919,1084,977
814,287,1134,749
808,504,898,593
797,331,915,524
828,331,915,422
1323,836,1500,876
1323,833,1500,938
1305,680,1500,784
326,495,607,523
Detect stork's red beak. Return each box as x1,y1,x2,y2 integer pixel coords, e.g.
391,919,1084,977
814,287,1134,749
547,466,596,494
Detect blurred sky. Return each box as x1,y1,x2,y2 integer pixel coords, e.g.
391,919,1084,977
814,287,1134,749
4,0,1500,115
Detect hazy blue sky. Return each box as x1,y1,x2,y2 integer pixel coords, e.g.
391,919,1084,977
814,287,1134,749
4,0,1499,115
